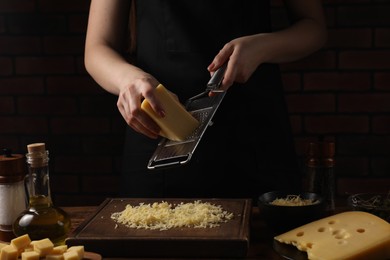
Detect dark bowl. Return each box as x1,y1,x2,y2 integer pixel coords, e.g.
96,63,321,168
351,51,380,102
347,193,390,222
258,190,326,234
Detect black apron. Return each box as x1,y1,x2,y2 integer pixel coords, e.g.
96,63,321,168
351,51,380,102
121,0,301,201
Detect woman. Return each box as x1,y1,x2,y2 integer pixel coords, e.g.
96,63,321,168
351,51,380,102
84,0,327,201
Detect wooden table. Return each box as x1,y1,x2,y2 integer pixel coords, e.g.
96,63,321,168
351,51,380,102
64,206,287,260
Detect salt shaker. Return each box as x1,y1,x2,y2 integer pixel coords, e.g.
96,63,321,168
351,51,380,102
0,148,27,242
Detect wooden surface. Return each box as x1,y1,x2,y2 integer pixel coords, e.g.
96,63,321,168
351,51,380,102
64,202,288,259
66,198,252,259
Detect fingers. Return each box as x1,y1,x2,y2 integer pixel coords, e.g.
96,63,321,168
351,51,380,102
117,76,164,139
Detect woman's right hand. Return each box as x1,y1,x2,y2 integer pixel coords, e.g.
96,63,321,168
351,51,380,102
117,71,166,139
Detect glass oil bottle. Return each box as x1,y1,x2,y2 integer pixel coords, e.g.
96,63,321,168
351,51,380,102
13,143,71,245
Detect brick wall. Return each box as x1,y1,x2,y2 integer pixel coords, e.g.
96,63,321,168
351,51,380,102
1,0,389,206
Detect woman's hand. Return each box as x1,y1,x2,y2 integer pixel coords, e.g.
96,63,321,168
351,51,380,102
208,0,327,91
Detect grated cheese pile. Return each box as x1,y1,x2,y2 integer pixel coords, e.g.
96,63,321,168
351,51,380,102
111,200,234,230
270,195,319,206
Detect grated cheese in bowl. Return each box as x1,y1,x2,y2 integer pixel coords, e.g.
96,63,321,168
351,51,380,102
110,200,234,231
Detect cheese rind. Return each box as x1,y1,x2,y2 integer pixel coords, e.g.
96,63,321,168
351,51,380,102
141,84,199,141
274,211,390,260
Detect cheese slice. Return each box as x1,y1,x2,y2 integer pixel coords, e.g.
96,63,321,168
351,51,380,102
141,84,199,141
274,211,390,260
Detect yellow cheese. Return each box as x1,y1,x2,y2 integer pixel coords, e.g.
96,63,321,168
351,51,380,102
141,84,199,141
0,245,18,260
32,238,54,257
66,246,84,259
21,251,40,260
50,245,68,255
45,254,65,260
274,211,390,260
11,234,31,252
63,250,80,260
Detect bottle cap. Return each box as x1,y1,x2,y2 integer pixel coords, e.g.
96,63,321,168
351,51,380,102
0,149,25,183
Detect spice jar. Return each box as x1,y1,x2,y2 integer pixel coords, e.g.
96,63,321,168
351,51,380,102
0,148,27,242
13,143,71,245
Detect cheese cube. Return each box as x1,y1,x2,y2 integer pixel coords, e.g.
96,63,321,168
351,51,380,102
0,242,8,250
11,234,31,252
50,245,68,254
141,84,199,141
32,238,54,256
0,245,18,260
274,211,390,260
21,251,40,260
63,250,80,260
66,246,84,259
46,254,65,260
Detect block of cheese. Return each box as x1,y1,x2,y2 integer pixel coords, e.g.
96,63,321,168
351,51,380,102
274,211,390,260
0,245,18,260
63,250,80,260
141,84,199,141
66,246,84,259
11,234,31,252
33,238,54,257
51,245,68,255
21,250,40,260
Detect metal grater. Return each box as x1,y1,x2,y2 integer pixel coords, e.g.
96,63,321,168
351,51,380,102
147,64,227,170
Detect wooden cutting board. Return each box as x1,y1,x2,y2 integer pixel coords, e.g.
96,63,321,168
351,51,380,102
66,198,252,258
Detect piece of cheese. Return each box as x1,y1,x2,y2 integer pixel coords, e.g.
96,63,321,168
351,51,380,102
32,238,54,257
274,211,390,260
141,84,199,141
51,245,68,255
66,246,84,259
21,251,40,260
0,245,18,260
11,234,31,252
63,250,80,260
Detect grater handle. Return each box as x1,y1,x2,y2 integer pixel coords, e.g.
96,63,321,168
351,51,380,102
207,63,227,92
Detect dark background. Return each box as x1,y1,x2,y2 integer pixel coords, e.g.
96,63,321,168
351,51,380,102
1,0,389,206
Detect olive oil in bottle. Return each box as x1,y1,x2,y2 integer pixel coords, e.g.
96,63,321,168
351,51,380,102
13,143,71,246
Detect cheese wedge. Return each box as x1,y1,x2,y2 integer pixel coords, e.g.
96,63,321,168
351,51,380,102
141,84,199,141
274,211,390,260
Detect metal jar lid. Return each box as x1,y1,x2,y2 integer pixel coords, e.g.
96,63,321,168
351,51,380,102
0,148,26,183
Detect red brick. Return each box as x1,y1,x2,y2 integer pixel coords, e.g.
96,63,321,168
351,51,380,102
336,157,369,177
304,72,370,91
44,36,85,55
0,136,19,153
0,57,13,75
80,96,119,115
280,51,337,71
286,94,335,113
326,28,372,48
289,115,302,135
0,117,48,134
8,14,67,34
371,158,390,177
54,155,112,174
281,73,301,92
305,116,369,134
337,5,390,26
51,117,110,134
0,97,15,114
82,175,120,193
375,28,390,47
18,97,78,115
47,76,102,94
50,174,79,193
375,72,390,91
337,178,390,196
0,16,5,33
15,56,75,75
38,0,90,12
339,93,390,112
0,77,44,94
339,51,390,69
68,14,89,33
0,0,35,12
372,116,390,134
0,36,41,54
